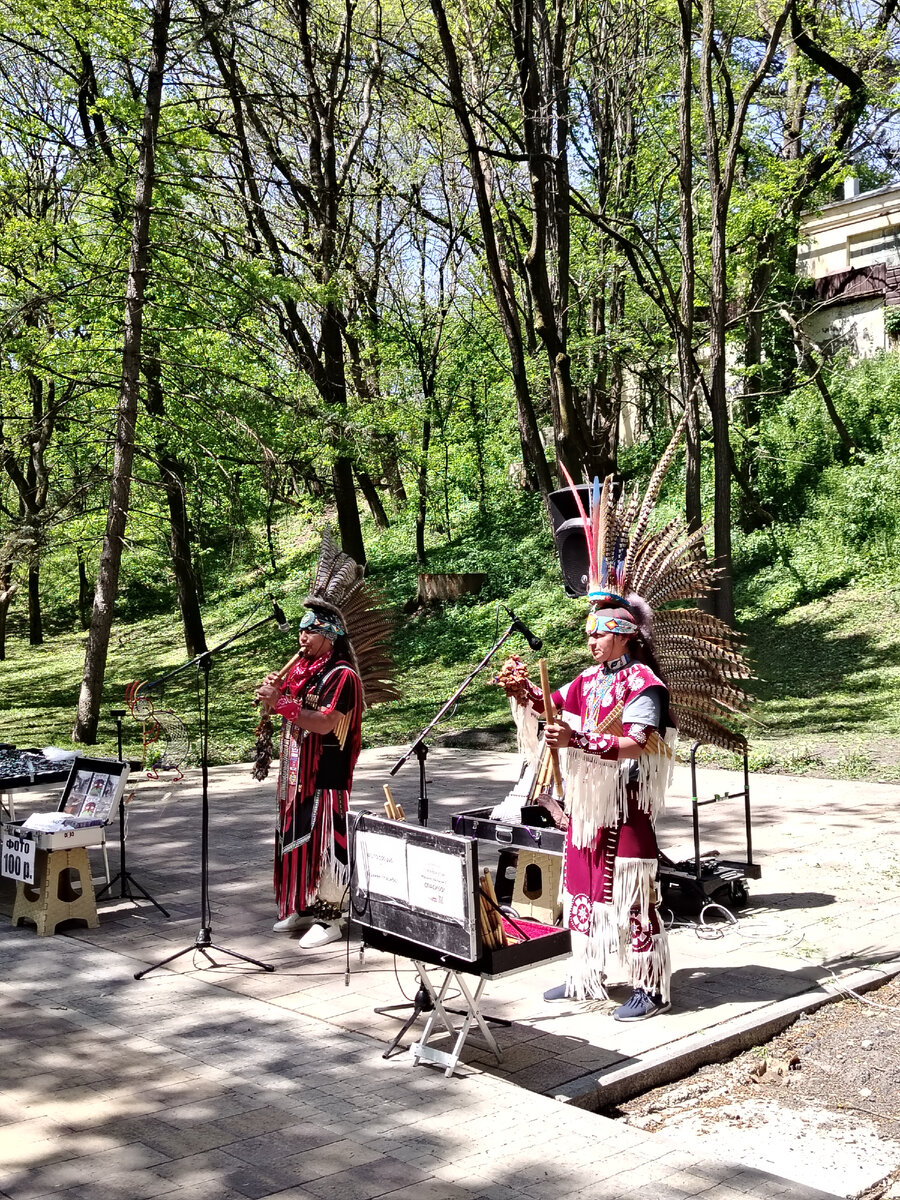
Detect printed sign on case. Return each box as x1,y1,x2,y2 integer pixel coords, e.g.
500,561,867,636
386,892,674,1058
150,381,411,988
407,844,466,922
1,826,36,884
355,831,410,904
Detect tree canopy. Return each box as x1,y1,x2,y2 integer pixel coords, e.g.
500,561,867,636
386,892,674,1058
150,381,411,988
1,0,898,739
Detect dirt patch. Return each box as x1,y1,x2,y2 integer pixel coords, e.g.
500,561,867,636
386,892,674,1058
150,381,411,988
613,975,900,1198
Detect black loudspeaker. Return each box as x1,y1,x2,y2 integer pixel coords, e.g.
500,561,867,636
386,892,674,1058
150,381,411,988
548,486,590,597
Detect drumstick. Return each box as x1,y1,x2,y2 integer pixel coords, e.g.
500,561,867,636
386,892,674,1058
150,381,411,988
539,659,563,792
479,894,498,948
481,869,508,946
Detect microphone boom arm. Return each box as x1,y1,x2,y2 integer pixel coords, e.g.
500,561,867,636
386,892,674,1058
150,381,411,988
139,611,283,694
390,619,521,777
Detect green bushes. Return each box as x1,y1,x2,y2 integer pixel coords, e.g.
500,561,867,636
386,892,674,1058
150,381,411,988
735,352,900,616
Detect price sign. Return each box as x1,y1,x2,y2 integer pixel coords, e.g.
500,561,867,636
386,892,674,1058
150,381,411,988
1,826,36,883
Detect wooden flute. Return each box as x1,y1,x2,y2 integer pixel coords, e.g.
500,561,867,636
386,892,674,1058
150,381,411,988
255,650,301,712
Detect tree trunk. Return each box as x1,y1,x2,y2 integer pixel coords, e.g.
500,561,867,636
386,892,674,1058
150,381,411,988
429,0,553,502
332,457,366,566
77,549,92,630
677,0,702,535
381,441,407,503
780,306,856,461
73,0,170,743
320,290,365,561
264,490,278,573
510,0,593,481
0,564,15,662
469,383,488,511
142,342,208,655
697,0,789,627
28,559,43,645
159,452,208,657
735,246,775,531
356,469,390,529
707,272,735,626
416,409,433,567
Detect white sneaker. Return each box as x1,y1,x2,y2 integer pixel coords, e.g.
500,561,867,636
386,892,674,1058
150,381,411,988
272,911,314,932
298,922,343,949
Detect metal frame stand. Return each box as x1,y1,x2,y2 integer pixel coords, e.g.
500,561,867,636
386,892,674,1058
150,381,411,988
409,962,502,1078
95,710,169,917
658,741,760,917
135,622,279,980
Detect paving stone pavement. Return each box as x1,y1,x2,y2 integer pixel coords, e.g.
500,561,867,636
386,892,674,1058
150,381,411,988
2,747,899,1199
0,935,843,1200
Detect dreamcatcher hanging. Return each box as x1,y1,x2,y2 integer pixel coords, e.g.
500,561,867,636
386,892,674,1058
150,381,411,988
124,680,191,781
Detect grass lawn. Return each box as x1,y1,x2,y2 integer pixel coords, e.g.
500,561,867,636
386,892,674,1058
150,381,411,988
2,581,899,782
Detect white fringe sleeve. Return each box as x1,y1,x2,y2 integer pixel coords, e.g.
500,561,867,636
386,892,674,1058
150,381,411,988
510,697,542,769
562,726,677,846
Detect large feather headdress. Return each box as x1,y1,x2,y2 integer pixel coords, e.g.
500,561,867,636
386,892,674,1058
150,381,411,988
559,417,751,751
304,530,398,707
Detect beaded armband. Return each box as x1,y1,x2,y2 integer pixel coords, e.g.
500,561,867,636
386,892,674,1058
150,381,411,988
623,722,651,746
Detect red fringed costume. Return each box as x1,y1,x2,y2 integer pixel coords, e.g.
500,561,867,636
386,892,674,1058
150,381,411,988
271,653,362,919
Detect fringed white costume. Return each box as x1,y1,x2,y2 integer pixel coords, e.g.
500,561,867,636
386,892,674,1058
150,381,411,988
506,418,751,1018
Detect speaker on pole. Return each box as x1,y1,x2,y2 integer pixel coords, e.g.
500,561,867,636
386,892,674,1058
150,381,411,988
548,485,591,597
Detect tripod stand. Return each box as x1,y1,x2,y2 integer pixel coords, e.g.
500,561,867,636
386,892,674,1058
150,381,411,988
135,616,280,980
95,710,169,917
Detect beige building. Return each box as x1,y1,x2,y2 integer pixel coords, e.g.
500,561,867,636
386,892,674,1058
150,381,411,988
798,180,900,356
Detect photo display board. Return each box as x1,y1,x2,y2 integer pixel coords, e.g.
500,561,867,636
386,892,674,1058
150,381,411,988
58,757,130,825
350,813,480,961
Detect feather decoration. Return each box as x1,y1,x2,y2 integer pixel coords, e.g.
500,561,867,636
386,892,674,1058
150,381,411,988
620,413,687,592
592,475,602,582
554,415,752,751
303,529,398,707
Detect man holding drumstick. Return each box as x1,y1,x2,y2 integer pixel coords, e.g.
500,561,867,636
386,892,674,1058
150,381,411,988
503,599,676,1020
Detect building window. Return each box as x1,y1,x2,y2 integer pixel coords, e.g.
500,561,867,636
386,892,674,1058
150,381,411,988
849,227,900,268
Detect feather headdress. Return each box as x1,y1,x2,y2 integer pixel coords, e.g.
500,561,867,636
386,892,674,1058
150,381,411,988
304,530,398,707
560,418,751,751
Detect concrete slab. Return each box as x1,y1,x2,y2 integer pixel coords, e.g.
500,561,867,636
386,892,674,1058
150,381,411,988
3,749,898,1198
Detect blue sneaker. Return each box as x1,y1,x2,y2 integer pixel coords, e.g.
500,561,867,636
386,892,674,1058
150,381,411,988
613,988,670,1021
543,983,570,1002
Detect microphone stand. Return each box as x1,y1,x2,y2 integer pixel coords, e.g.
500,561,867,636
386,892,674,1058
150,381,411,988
135,613,281,980
390,616,526,826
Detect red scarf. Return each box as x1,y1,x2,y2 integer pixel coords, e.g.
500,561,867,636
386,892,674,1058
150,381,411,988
283,651,333,703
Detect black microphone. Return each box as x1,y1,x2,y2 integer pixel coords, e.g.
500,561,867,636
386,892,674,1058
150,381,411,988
271,600,291,633
503,606,543,651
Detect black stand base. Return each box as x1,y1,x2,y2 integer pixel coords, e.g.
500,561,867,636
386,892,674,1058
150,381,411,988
130,637,277,983
96,870,170,918
376,983,433,1058
134,925,275,980
375,982,512,1060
